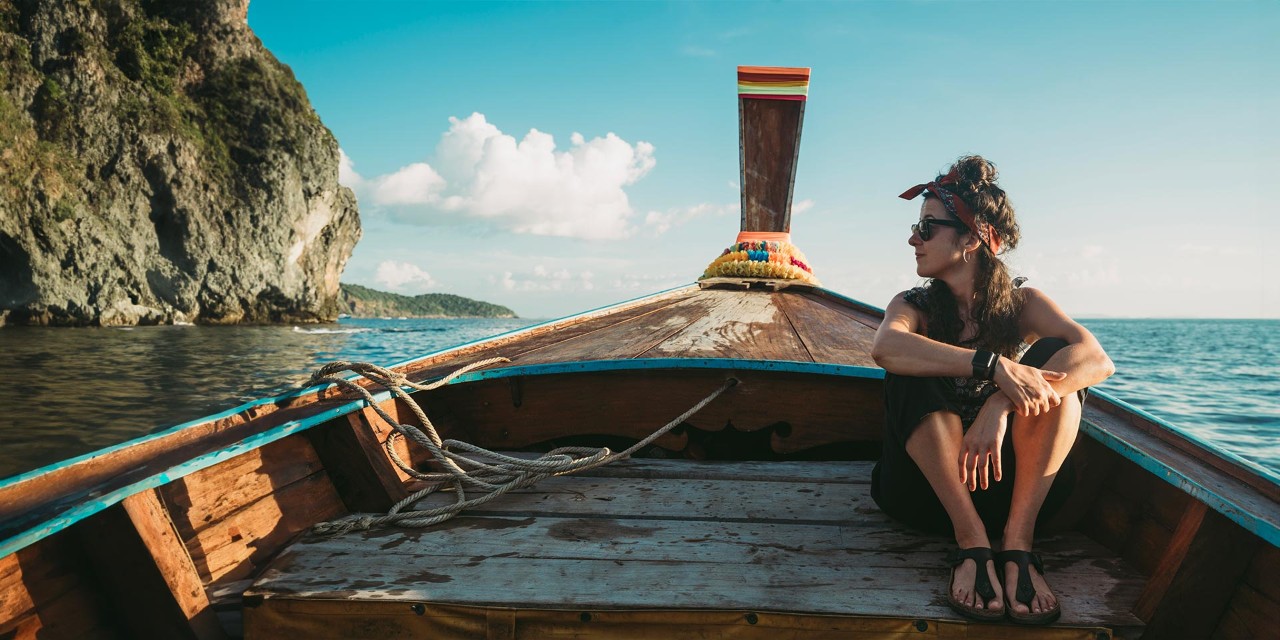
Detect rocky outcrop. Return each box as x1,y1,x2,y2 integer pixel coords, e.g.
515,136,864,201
0,0,360,326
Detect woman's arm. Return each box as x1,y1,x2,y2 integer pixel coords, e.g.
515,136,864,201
1008,287,1116,397
871,292,982,377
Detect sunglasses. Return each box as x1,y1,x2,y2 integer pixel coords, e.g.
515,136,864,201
911,218,968,241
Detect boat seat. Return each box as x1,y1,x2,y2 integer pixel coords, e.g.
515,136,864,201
245,459,1146,638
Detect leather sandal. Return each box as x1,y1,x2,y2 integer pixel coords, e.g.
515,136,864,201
997,550,1062,625
945,547,1004,621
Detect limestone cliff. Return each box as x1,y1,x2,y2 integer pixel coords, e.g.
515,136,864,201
0,0,360,326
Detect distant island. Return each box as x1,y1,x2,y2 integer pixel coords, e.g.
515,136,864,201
339,284,516,319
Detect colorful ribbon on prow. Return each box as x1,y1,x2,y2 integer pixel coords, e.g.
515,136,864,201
737,66,810,101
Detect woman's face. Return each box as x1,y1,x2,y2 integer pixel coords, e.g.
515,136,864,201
909,198,967,278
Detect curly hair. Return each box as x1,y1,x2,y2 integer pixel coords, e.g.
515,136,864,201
921,155,1025,358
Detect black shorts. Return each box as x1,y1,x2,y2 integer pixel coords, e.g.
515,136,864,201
870,338,1086,535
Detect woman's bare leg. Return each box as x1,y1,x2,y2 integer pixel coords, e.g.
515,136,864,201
1001,393,1081,615
906,411,1004,613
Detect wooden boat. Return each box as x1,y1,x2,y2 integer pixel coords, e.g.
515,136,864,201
2,67,1277,640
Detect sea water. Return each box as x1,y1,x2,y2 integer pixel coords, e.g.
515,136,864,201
0,317,1276,482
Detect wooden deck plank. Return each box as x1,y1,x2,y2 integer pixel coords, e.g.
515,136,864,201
644,290,812,361
495,457,869,483
252,460,1145,634
412,476,864,523
251,530,1141,630
774,292,877,366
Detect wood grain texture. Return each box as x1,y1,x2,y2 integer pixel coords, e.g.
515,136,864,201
247,459,1144,636
773,292,876,366
120,490,226,639
184,470,346,585
739,98,803,233
418,369,883,455
512,294,713,365
160,435,328,540
644,290,811,361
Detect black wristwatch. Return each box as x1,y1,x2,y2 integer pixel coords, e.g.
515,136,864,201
972,350,998,380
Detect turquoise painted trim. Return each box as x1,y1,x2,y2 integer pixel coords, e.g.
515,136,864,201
0,355,877,558
442,359,886,382
1083,389,1280,547
812,287,886,315
0,284,699,491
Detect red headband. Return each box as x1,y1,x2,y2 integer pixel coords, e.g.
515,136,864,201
899,169,1001,255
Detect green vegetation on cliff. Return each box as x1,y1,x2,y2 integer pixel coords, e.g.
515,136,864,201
0,0,361,326
339,284,516,319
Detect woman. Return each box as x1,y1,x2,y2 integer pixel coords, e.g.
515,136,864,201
869,156,1114,625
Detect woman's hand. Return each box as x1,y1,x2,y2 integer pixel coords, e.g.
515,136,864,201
993,357,1066,417
960,395,1014,491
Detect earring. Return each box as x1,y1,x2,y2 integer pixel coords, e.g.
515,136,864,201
962,251,971,264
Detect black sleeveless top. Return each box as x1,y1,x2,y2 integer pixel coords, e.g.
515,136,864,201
901,284,1027,428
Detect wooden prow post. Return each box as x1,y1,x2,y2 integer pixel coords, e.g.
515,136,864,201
738,66,809,239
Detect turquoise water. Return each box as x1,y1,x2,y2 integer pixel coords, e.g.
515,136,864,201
0,317,1276,482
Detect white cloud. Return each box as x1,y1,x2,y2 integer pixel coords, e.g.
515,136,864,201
368,163,446,206
643,202,738,235
349,113,656,240
792,198,815,215
374,260,437,292
610,272,689,291
338,148,362,189
498,265,596,292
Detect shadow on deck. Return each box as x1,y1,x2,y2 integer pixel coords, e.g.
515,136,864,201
245,459,1145,639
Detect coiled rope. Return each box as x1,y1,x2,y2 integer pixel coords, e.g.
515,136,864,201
307,358,738,536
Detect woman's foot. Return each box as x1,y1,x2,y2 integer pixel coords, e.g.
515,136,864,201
946,547,1005,620
998,549,1061,624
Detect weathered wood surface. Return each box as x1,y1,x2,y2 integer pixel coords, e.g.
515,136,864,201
248,459,1144,636
773,292,876,364
158,435,347,586
120,490,226,639
420,369,884,455
739,97,804,232
494,288,878,367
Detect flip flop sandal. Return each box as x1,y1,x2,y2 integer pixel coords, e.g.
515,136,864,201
997,550,1062,625
945,547,1004,621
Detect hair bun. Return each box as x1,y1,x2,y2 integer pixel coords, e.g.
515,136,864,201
950,155,998,191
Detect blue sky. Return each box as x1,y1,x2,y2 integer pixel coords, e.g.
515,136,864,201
249,1,1278,319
